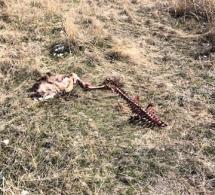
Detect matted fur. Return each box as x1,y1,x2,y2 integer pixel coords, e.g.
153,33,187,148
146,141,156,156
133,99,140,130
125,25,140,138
29,73,80,101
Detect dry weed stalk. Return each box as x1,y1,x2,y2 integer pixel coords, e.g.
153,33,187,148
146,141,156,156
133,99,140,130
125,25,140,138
63,11,80,43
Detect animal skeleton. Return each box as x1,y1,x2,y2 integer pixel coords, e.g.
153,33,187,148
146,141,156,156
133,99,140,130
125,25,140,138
29,74,167,128
98,78,167,128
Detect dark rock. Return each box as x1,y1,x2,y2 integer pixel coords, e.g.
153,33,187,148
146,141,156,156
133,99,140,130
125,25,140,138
50,42,71,57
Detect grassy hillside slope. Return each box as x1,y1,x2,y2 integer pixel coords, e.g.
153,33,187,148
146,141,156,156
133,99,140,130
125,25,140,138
0,0,214,194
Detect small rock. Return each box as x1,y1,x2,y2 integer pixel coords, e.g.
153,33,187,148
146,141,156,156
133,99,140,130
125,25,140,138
2,139,9,145
50,42,70,57
21,190,29,195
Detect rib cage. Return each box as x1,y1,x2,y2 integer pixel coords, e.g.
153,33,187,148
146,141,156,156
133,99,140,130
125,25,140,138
103,79,167,128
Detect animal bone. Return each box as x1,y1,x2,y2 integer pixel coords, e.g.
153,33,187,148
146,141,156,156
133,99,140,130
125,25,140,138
99,78,167,128
29,74,167,128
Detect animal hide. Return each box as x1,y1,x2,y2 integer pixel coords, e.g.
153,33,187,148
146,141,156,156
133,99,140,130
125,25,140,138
29,73,81,101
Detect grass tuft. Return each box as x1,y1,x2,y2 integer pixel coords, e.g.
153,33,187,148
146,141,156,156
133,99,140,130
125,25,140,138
170,0,215,25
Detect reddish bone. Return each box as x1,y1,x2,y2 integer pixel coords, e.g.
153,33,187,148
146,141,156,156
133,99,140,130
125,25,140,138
133,95,140,105
30,74,167,127
98,78,167,128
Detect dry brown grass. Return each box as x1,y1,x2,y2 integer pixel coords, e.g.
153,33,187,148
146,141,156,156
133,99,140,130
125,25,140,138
170,0,215,25
63,4,108,46
0,0,215,194
63,11,80,43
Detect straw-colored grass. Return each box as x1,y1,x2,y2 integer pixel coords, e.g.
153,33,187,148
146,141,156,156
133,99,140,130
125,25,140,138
170,0,215,24
0,0,214,194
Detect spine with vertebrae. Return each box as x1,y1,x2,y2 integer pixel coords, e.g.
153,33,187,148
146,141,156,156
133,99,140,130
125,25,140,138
102,78,167,128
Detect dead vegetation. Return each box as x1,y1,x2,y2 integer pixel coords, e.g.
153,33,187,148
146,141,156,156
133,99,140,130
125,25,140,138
0,0,215,194
168,0,215,58
170,0,215,24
